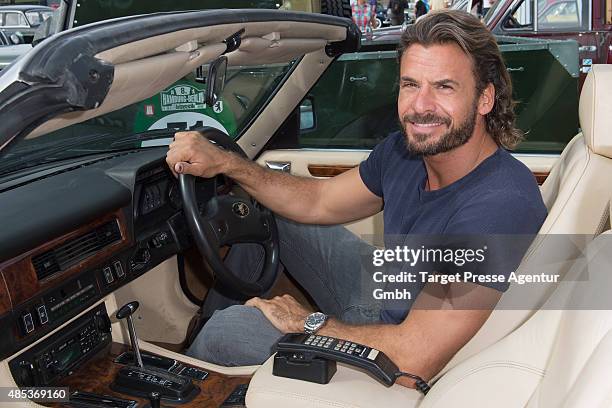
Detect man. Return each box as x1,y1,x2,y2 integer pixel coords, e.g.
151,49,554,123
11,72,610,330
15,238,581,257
350,0,375,32
481,0,494,17
166,10,547,388
388,0,409,25
415,0,428,19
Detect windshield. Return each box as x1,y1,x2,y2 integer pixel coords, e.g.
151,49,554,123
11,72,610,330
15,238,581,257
0,61,296,178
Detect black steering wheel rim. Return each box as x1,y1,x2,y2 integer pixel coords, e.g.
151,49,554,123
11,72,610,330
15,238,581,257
178,127,279,297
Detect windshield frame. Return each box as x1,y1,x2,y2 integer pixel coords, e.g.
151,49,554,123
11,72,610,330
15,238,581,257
484,0,511,26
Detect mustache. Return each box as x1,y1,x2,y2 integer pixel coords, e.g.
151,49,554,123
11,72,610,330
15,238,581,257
402,113,451,126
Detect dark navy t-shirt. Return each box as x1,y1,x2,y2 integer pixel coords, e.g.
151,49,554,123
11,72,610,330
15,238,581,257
359,132,547,323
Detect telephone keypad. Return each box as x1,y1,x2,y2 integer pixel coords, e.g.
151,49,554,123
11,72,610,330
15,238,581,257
305,335,367,356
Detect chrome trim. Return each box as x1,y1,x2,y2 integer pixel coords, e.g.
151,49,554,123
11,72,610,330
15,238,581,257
273,148,374,153
338,50,397,61
534,0,538,32
511,153,561,159
265,161,292,172
67,1,78,29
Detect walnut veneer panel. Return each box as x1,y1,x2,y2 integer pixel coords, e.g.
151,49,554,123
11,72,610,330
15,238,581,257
308,164,356,177
0,274,12,316
49,342,250,408
0,210,130,307
533,171,549,185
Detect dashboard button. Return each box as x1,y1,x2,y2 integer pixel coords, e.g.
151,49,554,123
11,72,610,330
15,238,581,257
37,305,49,325
102,267,114,284
113,261,125,278
21,313,35,334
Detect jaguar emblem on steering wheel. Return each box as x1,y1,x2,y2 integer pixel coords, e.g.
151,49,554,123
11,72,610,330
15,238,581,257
232,201,250,218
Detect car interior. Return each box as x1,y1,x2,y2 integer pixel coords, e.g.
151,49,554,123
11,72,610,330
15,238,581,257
0,8,611,407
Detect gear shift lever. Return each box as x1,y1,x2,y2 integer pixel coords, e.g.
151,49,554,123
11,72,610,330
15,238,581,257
116,301,144,368
111,301,198,403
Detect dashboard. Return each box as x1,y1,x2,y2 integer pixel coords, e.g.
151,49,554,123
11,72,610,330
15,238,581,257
0,147,212,381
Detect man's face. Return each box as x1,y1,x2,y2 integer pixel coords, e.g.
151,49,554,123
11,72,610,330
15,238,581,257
397,43,482,156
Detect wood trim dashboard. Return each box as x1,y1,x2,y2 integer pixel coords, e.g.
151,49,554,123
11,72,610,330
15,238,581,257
0,209,130,317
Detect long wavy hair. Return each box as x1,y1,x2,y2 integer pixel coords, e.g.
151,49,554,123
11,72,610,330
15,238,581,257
397,10,523,149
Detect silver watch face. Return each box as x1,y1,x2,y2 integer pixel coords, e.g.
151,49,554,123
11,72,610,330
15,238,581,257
305,312,327,332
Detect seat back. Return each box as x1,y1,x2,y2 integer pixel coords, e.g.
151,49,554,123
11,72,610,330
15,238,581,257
440,64,612,374
421,232,612,407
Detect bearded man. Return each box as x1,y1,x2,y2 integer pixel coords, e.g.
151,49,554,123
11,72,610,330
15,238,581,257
166,10,547,388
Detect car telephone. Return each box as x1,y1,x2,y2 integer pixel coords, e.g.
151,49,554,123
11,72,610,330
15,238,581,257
273,333,430,395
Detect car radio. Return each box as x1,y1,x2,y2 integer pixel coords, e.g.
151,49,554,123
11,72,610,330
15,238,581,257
10,304,112,387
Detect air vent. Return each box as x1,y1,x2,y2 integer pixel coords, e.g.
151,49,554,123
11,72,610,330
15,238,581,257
32,220,121,281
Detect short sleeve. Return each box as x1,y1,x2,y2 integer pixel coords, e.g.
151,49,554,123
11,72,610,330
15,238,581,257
359,133,399,197
443,192,547,292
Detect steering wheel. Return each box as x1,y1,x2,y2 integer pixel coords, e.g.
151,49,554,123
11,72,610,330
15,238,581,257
178,127,279,297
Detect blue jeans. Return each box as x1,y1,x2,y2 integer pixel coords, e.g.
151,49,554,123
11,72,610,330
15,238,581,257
185,217,383,366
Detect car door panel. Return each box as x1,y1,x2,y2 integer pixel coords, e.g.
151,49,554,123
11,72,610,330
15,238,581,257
256,149,558,238
257,149,384,237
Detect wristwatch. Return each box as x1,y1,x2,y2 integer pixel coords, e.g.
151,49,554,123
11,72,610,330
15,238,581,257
304,312,328,334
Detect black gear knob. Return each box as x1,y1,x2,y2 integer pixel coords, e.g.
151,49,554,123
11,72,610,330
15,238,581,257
116,301,139,320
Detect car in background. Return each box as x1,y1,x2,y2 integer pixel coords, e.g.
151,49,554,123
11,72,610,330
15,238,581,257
42,0,61,9
408,0,610,85
484,0,610,84
0,29,30,71
298,29,580,157
0,5,52,43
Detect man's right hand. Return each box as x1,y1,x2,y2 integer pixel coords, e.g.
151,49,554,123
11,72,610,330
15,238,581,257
166,131,232,178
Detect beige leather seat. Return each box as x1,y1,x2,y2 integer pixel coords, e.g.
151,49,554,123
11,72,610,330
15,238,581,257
245,65,612,407
441,63,612,370
419,232,612,408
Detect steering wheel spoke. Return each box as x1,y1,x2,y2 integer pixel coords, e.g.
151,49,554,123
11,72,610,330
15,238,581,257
208,196,272,246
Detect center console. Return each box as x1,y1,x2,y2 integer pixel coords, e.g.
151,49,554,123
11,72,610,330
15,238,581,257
10,304,112,388
9,302,251,407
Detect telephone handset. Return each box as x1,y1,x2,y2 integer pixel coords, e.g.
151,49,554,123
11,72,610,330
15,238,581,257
273,333,398,386
273,333,430,394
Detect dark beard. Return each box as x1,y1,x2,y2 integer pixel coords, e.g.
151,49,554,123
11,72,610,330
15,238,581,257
399,101,478,156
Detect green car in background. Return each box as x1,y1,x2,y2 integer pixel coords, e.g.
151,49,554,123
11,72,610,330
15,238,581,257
299,31,580,154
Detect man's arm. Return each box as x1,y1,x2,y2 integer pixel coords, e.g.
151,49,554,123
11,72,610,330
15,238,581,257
247,282,501,388
166,131,382,224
